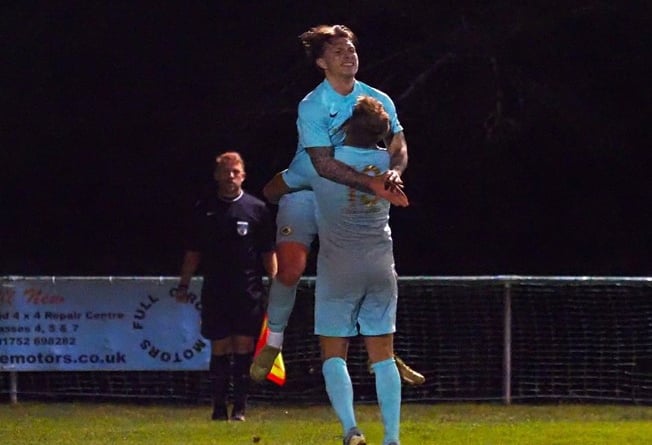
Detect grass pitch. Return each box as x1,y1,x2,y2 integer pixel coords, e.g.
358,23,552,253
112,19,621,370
2,402,652,444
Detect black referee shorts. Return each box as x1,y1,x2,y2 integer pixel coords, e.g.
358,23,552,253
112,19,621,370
200,289,265,340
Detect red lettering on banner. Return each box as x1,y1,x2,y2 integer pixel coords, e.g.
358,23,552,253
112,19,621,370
0,288,15,305
24,288,65,304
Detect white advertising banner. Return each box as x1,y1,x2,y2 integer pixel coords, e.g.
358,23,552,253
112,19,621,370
0,277,210,371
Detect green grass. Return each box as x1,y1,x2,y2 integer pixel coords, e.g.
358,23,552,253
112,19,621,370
2,402,652,444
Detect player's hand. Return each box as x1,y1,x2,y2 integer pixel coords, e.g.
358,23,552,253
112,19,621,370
368,174,409,207
383,169,403,191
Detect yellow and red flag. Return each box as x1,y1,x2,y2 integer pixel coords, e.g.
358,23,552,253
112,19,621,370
254,315,286,386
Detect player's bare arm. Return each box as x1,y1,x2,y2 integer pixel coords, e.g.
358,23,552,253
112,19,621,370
262,251,278,281
307,146,409,207
306,146,373,190
262,170,292,204
175,250,201,302
385,131,408,186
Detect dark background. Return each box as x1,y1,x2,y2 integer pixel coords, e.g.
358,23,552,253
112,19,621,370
2,1,651,277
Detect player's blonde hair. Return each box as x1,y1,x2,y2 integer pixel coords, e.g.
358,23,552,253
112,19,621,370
344,96,390,147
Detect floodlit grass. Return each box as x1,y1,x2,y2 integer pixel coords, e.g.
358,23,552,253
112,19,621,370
2,402,652,444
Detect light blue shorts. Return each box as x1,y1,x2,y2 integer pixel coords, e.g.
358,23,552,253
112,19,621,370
314,245,398,337
275,190,318,247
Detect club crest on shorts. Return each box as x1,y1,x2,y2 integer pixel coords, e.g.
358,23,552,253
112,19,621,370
237,221,249,236
280,225,293,236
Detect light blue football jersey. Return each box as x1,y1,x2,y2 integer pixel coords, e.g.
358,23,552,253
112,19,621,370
283,79,402,189
310,146,397,337
310,146,393,254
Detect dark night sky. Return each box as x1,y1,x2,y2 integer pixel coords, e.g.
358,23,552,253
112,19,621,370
2,1,651,277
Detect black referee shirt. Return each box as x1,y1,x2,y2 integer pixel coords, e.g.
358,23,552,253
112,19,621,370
184,191,275,298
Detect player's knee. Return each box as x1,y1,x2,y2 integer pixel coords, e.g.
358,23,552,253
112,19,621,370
276,268,302,286
275,242,308,286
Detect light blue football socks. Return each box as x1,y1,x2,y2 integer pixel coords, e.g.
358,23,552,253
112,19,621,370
322,357,357,434
372,357,401,445
266,280,298,344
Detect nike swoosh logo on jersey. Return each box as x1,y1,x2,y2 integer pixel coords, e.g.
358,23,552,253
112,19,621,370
329,111,338,117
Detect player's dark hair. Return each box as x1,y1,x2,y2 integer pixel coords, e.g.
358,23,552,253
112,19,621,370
299,24,357,62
